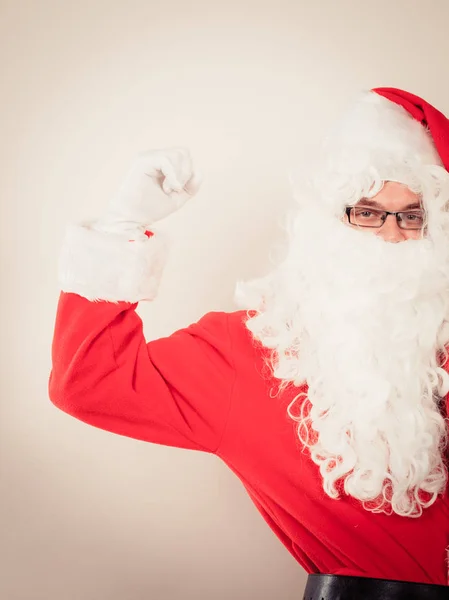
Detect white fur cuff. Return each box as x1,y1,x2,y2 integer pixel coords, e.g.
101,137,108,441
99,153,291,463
58,221,169,302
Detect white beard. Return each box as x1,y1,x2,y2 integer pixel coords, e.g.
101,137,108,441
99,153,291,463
238,204,449,517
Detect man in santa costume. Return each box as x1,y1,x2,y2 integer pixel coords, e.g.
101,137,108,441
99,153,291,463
49,88,449,599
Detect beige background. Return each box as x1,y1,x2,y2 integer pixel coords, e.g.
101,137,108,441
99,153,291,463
1,1,449,598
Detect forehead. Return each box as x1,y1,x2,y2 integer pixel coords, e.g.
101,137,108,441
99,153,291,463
357,181,422,210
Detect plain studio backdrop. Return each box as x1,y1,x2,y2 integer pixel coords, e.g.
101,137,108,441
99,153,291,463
1,1,449,599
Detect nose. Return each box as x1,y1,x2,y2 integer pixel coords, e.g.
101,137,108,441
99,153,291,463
375,214,407,243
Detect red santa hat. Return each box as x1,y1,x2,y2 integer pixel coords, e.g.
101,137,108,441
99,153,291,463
372,87,449,172
314,87,449,203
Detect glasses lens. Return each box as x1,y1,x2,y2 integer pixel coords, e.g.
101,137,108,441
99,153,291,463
350,207,384,227
398,211,425,230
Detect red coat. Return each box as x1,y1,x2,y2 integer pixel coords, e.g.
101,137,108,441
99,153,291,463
49,291,449,586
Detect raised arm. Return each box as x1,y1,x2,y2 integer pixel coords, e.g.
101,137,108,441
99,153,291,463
49,148,235,452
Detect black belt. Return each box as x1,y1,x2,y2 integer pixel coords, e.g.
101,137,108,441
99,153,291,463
302,574,449,599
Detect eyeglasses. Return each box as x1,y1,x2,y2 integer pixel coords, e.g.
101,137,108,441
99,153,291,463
345,206,425,230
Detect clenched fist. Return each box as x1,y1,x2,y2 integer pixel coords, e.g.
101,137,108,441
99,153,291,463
93,147,201,236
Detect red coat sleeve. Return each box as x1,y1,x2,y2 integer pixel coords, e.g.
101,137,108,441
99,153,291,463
48,292,235,452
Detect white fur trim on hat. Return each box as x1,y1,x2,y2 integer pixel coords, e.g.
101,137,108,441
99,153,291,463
58,221,168,303
321,90,442,175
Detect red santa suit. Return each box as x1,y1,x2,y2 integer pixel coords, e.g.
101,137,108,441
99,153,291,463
49,88,449,590
49,292,449,585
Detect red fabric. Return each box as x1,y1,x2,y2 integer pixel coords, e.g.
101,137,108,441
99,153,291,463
49,292,449,585
373,87,449,171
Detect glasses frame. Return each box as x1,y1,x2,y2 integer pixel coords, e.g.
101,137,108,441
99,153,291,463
345,206,425,230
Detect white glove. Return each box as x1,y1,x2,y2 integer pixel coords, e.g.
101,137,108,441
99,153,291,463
92,147,202,237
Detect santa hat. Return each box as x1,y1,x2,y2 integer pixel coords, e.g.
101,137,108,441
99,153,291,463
373,87,449,171
320,87,449,181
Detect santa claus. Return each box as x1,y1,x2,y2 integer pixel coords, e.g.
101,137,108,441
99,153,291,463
49,88,449,598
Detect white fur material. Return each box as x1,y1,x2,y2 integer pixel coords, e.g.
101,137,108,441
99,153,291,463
322,90,442,173
58,221,168,303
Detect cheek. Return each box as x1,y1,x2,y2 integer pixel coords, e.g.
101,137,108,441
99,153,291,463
404,229,423,240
